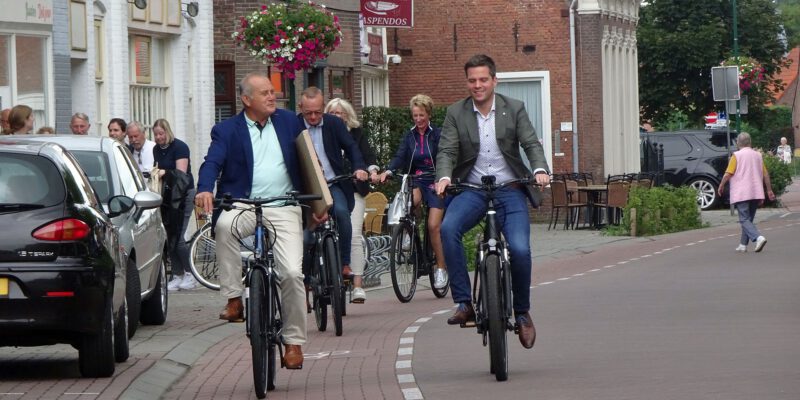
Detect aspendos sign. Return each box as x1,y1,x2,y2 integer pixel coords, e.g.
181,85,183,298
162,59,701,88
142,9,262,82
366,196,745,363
361,0,413,28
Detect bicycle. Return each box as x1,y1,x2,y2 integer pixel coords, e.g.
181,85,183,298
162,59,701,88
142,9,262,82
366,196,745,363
214,191,319,399
306,174,353,337
387,171,449,303
446,175,538,382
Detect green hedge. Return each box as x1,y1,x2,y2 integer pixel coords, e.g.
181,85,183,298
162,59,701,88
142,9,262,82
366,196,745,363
622,185,703,236
764,154,794,205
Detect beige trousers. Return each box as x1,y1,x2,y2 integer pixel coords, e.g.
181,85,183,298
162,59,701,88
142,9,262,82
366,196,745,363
349,193,366,276
215,204,306,345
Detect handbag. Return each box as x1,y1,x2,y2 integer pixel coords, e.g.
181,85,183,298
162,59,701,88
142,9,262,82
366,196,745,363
387,174,410,225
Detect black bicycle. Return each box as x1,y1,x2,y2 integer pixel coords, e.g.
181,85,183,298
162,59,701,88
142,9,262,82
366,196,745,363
446,176,538,382
388,171,449,302
215,192,319,398
307,174,353,337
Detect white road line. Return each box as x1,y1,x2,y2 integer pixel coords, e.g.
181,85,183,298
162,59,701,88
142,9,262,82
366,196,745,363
398,347,413,356
402,387,424,400
588,268,601,272
396,360,412,369
539,281,554,285
617,261,628,265
397,374,416,383
603,265,615,269
63,394,99,396
414,317,432,323
641,254,652,258
400,337,414,344
432,309,452,315
697,239,706,243
557,277,570,281
404,326,420,333
687,242,696,246
629,257,640,261
573,273,585,277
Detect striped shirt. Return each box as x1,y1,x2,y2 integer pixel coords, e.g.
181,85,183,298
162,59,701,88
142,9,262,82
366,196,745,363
467,97,514,184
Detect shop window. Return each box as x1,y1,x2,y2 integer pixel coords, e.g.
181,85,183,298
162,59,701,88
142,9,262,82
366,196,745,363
328,68,352,101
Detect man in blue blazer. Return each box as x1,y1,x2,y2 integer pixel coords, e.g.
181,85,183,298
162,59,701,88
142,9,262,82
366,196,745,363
195,72,307,369
297,87,368,277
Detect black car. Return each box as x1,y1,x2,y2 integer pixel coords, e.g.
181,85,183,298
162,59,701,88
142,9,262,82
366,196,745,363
641,130,737,210
0,139,133,377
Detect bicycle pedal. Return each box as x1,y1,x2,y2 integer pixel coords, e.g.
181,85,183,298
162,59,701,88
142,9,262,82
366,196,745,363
459,321,477,328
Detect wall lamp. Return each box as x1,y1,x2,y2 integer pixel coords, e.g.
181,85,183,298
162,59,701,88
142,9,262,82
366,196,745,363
183,1,199,18
128,0,147,10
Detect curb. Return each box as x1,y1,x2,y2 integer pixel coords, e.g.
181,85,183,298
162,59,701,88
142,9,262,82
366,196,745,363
119,322,240,400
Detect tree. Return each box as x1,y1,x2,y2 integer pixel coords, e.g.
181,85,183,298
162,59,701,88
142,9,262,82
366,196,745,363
777,0,800,48
639,0,787,126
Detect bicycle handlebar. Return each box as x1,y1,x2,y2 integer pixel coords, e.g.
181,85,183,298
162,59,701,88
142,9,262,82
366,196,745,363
327,174,356,185
445,176,541,195
214,191,322,211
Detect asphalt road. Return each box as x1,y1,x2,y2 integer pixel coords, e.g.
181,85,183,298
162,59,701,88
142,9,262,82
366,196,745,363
413,213,800,400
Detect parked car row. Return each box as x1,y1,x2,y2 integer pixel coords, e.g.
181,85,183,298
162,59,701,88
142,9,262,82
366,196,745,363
0,136,168,377
640,129,737,210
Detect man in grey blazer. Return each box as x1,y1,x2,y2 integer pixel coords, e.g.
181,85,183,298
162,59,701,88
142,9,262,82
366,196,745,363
435,54,550,349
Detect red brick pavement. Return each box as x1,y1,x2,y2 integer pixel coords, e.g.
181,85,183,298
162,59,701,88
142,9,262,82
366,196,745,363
165,286,454,400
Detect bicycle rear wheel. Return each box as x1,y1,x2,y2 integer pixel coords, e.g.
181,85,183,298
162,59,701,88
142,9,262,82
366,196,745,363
189,223,220,290
323,236,344,337
389,223,418,303
484,254,508,382
248,267,268,398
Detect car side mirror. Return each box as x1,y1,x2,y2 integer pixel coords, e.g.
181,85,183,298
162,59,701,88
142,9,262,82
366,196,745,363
108,195,135,218
133,190,162,210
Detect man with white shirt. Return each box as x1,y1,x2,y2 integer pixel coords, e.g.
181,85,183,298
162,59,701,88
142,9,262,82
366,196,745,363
127,121,156,173
435,54,550,350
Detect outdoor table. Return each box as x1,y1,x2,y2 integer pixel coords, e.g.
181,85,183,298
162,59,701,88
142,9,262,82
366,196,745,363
577,185,608,228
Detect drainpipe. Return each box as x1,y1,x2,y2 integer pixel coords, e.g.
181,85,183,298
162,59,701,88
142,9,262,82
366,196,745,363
569,0,579,172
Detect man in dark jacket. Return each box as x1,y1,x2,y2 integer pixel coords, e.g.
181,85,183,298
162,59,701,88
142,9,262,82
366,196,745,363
298,87,368,276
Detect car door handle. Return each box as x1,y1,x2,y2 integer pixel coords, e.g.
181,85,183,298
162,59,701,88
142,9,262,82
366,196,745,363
685,157,698,161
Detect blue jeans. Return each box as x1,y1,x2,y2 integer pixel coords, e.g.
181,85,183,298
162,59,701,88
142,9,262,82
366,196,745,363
441,186,533,313
329,184,353,266
735,200,761,245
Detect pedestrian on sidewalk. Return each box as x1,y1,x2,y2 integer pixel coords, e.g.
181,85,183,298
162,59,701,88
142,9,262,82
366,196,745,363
435,54,550,349
718,132,776,253
195,72,311,369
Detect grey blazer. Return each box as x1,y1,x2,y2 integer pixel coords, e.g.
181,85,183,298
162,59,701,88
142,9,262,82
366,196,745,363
436,93,550,206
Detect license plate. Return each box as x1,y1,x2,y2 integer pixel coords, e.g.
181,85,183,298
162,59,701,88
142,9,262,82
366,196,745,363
0,278,8,296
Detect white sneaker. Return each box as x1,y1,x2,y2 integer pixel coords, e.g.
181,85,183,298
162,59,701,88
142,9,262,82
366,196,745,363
735,244,747,253
433,268,448,289
754,236,767,253
178,274,199,290
167,275,182,291
352,287,366,303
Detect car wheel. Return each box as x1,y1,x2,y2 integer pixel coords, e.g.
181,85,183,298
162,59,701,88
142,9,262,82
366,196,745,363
79,296,115,377
114,297,130,362
689,177,719,210
140,252,168,325
125,258,141,338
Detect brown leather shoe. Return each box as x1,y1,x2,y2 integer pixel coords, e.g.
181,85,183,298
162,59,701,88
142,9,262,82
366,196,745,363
446,303,476,327
218,297,244,322
282,344,304,369
515,312,536,349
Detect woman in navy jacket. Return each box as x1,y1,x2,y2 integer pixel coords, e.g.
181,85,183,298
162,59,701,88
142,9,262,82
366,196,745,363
377,94,448,290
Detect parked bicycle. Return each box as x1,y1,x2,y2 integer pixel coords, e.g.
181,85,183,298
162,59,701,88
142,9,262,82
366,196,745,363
388,171,449,302
214,191,319,399
446,175,538,382
306,174,353,336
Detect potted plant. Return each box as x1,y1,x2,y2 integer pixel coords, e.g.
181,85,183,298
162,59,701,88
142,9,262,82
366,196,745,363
232,1,343,79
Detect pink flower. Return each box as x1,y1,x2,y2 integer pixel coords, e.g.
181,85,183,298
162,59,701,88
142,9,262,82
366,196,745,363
261,5,267,10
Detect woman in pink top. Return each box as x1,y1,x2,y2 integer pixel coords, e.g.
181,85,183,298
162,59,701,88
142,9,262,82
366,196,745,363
718,132,775,253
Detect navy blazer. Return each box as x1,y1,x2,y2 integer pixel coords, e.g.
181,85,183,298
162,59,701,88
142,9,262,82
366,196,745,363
297,113,367,209
197,110,305,199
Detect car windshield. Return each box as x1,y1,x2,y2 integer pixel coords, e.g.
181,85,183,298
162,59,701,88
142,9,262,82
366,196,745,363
72,151,114,203
0,153,65,207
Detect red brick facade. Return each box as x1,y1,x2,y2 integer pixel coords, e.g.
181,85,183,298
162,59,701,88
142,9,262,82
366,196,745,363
386,2,636,181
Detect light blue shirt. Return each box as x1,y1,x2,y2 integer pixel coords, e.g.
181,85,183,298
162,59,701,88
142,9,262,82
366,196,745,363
304,119,336,182
245,114,293,201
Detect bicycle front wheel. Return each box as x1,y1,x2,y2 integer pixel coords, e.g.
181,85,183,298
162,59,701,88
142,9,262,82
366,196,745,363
323,236,344,337
267,274,278,391
248,267,268,398
189,223,220,290
484,254,508,382
389,223,418,303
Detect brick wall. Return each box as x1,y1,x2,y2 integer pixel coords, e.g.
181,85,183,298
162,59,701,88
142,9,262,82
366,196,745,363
213,1,362,112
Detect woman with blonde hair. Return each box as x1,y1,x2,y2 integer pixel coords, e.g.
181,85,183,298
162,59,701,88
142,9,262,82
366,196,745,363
324,98,379,303
152,118,198,291
377,94,448,290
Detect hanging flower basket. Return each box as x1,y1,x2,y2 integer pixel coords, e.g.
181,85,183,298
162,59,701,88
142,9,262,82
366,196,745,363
232,1,343,79
720,56,766,95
